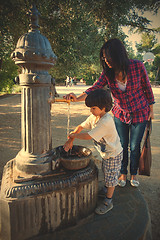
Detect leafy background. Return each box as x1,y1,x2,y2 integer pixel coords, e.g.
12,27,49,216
0,0,159,92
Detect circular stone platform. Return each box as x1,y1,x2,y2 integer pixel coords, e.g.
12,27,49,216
31,180,152,240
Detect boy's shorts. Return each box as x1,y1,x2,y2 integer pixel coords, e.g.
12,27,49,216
102,151,123,187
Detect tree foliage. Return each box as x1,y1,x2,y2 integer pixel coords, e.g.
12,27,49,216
136,32,157,52
136,32,160,83
0,57,18,93
0,0,159,91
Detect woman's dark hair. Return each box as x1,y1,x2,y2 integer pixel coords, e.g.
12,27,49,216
85,89,112,112
100,38,130,81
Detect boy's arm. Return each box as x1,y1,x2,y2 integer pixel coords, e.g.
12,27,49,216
64,92,87,102
63,125,84,152
69,119,92,140
71,125,84,134
69,132,92,140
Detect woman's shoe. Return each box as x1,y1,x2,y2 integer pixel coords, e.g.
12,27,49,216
130,179,139,187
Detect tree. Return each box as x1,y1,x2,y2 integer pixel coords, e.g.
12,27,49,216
136,32,160,83
82,0,160,39
152,45,160,83
0,57,18,93
40,0,103,79
0,0,104,85
0,25,18,92
136,32,157,53
0,0,159,91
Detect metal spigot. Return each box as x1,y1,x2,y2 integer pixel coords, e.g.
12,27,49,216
54,98,72,104
48,97,72,104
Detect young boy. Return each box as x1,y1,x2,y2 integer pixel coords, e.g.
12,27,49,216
63,89,123,215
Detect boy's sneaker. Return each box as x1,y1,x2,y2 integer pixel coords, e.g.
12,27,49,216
98,186,107,198
118,179,126,187
95,201,113,215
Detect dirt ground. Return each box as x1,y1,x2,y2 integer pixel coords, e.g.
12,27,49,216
0,86,160,240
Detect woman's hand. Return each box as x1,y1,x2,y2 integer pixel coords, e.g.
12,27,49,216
63,93,77,102
148,111,154,120
148,105,154,120
64,92,87,102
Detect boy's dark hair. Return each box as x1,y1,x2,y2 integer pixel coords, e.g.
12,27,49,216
85,89,112,112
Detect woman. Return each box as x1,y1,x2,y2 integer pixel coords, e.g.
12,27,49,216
65,38,155,187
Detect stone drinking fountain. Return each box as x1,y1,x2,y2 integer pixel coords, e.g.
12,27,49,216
0,5,98,240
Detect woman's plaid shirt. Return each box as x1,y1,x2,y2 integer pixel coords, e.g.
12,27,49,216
85,60,155,124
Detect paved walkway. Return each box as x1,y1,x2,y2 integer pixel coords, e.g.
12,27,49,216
0,86,153,240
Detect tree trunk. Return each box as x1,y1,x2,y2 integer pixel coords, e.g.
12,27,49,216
154,67,160,84
0,58,3,69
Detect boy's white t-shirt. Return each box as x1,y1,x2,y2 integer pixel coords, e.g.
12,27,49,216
80,113,122,160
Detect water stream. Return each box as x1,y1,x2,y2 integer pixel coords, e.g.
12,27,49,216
67,102,72,155
67,102,70,139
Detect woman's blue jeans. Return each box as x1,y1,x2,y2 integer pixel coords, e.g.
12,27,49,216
114,117,147,175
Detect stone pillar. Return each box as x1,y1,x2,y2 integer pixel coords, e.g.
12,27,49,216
16,78,53,174
11,5,57,175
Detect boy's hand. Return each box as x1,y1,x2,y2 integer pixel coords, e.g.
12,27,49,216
69,133,76,139
63,139,73,152
66,132,75,140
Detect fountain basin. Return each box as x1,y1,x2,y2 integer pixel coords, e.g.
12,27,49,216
53,145,92,170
